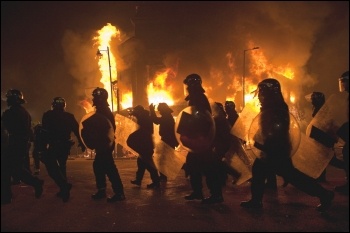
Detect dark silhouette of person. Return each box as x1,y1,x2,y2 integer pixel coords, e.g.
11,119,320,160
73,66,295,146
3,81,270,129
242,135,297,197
224,101,239,128
240,78,335,213
182,73,224,204
334,70,349,194
32,123,46,175
149,102,179,182
212,102,237,186
128,105,160,189
223,101,247,184
42,97,85,202
1,89,44,204
1,118,12,204
307,91,328,174
87,87,125,202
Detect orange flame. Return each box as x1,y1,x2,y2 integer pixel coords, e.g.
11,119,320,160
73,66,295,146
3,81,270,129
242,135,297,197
79,99,95,113
147,69,175,106
243,41,297,108
120,91,133,109
93,23,120,111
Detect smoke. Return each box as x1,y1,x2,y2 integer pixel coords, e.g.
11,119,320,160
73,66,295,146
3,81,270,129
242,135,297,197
3,2,346,122
140,2,348,114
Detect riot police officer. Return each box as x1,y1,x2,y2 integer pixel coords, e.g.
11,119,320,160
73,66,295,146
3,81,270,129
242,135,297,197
89,87,125,202
1,89,44,203
128,105,160,188
240,78,335,212
335,71,349,194
182,73,224,204
42,97,85,202
224,101,239,128
149,102,178,182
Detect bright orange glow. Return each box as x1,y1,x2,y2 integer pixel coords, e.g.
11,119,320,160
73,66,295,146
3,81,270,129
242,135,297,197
147,69,175,106
79,99,95,113
93,23,120,111
121,91,133,109
242,41,297,107
290,91,296,103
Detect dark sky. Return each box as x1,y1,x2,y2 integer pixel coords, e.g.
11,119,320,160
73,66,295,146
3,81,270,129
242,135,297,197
1,1,349,123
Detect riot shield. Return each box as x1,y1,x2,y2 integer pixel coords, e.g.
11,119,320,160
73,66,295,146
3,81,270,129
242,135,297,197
79,111,114,151
230,102,259,141
152,140,187,180
175,106,215,153
115,113,139,156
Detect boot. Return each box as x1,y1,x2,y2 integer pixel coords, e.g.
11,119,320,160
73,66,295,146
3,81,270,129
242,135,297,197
34,179,44,199
56,183,72,197
91,189,106,200
107,193,126,203
130,180,141,186
201,195,224,204
184,192,203,200
317,191,334,212
334,183,349,194
146,182,160,189
240,199,263,209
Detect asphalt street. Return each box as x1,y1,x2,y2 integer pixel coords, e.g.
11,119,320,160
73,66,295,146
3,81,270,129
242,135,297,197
1,157,349,232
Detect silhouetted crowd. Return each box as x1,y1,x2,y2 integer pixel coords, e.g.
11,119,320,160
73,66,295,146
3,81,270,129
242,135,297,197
1,70,348,215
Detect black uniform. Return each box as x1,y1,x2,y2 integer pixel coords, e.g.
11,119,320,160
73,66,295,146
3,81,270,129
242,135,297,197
32,124,46,175
335,71,349,194
42,107,83,202
128,105,160,188
182,73,224,204
92,105,125,201
241,79,334,212
149,103,178,181
89,87,125,202
1,94,43,203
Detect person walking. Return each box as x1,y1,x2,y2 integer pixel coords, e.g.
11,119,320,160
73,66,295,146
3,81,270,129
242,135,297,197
128,105,160,189
32,123,45,176
334,71,349,194
1,89,44,203
240,78,335,212
86,87,125,202
41,97,85,202
149,102,179,182
181,73,224,204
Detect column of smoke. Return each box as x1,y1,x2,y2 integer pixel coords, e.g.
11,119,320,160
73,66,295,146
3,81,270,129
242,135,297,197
61,2,348,120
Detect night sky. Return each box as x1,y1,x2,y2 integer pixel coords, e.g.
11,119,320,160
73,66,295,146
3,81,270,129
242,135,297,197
1,1,349,123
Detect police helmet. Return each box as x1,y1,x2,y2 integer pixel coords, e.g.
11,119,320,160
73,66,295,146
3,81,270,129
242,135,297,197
130,105,145,117
92,87,108,106
52,97,66,110
311,92,325,107
157,102,173,114
224,101,236,111
183,73,202,87
6,89,26,106
215,102,225,114
257,78,281,96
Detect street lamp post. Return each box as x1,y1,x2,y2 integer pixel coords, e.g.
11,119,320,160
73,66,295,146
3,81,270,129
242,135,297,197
112,80,120,113
243,46,259,108
97,46,114,112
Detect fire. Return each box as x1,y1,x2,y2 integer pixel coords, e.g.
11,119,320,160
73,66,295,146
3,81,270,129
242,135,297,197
79,99,94,114
250,49,295,80
243,41,297,109
290,91,296,104
93,23,120,111
120,91,133,109
147,69,175,106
